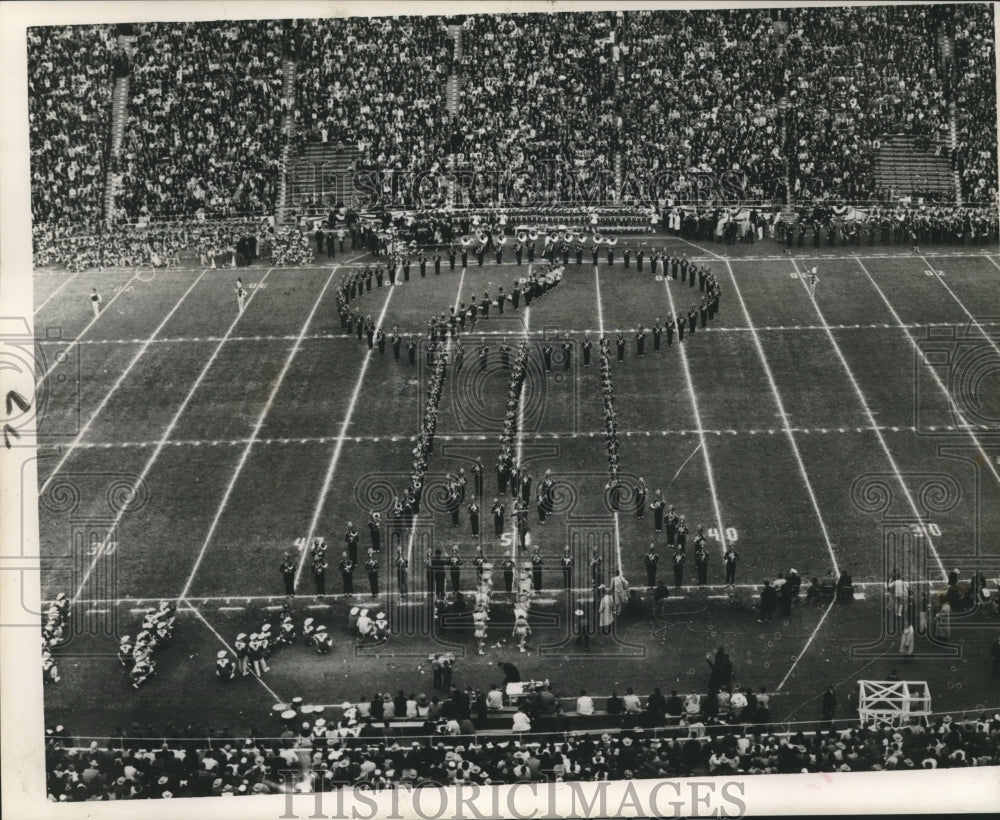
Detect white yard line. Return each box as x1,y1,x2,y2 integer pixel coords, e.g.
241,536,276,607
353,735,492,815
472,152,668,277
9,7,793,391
405,265,468,568
593,265,623,573
39,270,210,496
36,271,143,388
178,267,339,599
183,601,283,702
511,306,532,557
660,275,727,555
35,320,1000,345
788,257,948,580
34,270,79,315
857,257,1000,488
674,236,727,261
67,268,276,606
722,259,841,692
723,259,840,574
295,284,396,586
927,255,1000,361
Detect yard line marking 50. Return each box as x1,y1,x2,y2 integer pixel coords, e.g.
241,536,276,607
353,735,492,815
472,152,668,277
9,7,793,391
788,257,948,581
67,268,277,606
39,269,211,496
178,267,341,600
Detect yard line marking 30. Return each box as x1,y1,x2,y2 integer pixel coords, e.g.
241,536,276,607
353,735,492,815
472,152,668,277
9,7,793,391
788,257,948,581
67,268,277,606
36,270,143,390
178,267,341,600
39,269,210,496
295,281,397,586
660,273,727,556
859,257,1000,490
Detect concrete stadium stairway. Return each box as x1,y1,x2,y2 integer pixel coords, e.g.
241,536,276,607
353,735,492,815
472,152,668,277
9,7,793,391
275,57,298,224
444,23,464,206
102,33,136,225
873,135,955,198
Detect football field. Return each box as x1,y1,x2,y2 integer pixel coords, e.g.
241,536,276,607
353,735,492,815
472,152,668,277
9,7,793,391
33,237,1000,737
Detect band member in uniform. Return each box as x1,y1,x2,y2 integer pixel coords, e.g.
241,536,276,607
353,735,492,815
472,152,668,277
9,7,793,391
575,241,583,265
676,516,689,550
449,547,462,592
502,552,515,593
672,548,685,588
497,287,505,315
561,546,573,589
407,338,417,365
616,333,626,362
653,320,662,352
448,245,457,271
665,315,675,347
542,343,553,372
376,328,386,354
636,247,645,273
560,340,572,370
511,282,521,310
472,457,485,498
280,553,296,595
582,335,592,366
695,543,709,585
591,243,600,267
366,548,380,595
312,554,328,595
434,251,442,275
527,239,535,264
340,551,355,594
650,489,665,532
492,497,506,536
396,548,409,594
724,544,739,585
345,522,360,563
479,341,489,371
634,477,647,518
623,247,631,268
636,328,646,357
665,506,678,546
515,240,523,266
644,544,659,586
677,312,686,342
531,547,543,592
468,496,481,536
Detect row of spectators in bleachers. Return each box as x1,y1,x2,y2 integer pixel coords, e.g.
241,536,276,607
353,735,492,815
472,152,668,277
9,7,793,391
44,713,1000,798
782,5,948,201
949,4,998,205
290,16,451,178
27,7,998,227
114,21,287,221
27,25,116,227
454,13,617,206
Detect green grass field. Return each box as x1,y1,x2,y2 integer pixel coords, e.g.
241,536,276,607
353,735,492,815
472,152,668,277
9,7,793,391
32,236,1000,738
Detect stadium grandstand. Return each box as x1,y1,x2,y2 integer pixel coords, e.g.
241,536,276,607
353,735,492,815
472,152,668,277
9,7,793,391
25,3,1000,805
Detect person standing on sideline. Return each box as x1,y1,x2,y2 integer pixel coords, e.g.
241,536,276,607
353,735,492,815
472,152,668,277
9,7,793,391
395,548,408,595
280,552,296,596
808,268,819,298
235,280,246,313
644,544,659,587
598,586,615,634
821,686,837,728
610,571,629,615
366,548,380,595
90,288,102,318
724,544,739,585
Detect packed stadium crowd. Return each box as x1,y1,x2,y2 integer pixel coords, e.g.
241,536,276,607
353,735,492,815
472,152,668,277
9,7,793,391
115,21,287,221
291,16,452,181
43,708,1000,798
27,6,998,247
27,25,116,226
950,4,998,204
